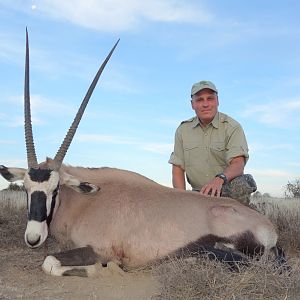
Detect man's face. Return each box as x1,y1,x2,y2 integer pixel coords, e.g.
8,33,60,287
191,89,219,126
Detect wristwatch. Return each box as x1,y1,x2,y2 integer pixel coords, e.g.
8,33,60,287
215,173,227,185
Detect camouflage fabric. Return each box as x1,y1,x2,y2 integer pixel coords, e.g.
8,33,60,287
221,174,257,205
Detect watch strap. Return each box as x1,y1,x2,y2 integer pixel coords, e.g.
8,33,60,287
215,173,227,185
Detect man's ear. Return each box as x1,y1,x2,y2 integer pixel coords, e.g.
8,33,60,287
191,99,196,111
0,165,27,182
60,171,100,194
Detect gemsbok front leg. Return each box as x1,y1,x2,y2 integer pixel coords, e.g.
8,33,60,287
42,246,99,277
42,246,125,277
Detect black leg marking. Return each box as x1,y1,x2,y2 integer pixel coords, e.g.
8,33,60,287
177,232,264,258
169,231,266,270
169,236,249,271
271,245,291,272
200,245,249,271
172,234,232,257
234,230,264,257
273,245,287,265
51,246,99,266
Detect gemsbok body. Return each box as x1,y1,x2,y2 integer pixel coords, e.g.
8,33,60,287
0,30,286,277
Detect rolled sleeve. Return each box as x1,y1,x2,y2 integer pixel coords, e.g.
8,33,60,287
226,146,249,164
225,126,249,164
168,152,185,169
168,127,185,169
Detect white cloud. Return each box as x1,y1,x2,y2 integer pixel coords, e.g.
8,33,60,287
245,168,298,197
0,32,24,64
76,133,136,145
0,31,64,77
246,168,293,178
3,94,76,127
140,143,173,154
249,142,295,153
255,183,285,197
0,93,79,128
0,32,137,97
0,112,24,128
76,133,172,154
4,0,213,32
26,94,74,115
242,98,300,128
0,140,18,145
287,162,300,167
1,159,26,167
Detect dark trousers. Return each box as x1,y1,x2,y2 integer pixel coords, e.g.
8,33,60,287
221,174,257,205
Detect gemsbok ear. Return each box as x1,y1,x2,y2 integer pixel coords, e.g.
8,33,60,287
0,165,27,182
60,171,100,194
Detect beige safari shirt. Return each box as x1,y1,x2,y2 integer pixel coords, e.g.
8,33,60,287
168,112,249,189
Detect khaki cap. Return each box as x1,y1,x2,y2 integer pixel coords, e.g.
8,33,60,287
191,80,218,96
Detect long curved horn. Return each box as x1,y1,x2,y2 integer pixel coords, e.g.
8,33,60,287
24,28,38,168
53,39,120,167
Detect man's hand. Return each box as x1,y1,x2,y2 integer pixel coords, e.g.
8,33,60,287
199,156,245,197
199,177,225,197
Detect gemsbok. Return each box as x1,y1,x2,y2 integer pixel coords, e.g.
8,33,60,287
0,30,286,277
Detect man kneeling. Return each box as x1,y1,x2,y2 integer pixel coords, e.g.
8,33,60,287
169,80,256,204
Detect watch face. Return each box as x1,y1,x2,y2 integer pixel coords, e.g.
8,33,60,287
216,173,227,183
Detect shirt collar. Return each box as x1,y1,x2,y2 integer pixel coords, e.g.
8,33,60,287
192,112,220,129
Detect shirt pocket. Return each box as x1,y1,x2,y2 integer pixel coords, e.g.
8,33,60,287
183,142,206,167
210,142,226,166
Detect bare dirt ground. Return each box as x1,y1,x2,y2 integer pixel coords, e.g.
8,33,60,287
2,197,300,300
0,206,158,300
0,249,158,300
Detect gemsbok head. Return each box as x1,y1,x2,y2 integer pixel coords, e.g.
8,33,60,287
0,30,287,277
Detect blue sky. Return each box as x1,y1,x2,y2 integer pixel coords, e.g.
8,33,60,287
0,1,299,196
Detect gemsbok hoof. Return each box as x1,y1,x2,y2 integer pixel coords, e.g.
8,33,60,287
42,255,98,277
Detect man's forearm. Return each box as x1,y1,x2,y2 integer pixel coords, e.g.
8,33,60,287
172,165,186,190
223,156,245,182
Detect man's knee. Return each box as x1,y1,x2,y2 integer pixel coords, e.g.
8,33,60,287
222,174,257,204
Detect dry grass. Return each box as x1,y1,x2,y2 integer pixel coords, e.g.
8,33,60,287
152,197,300,300
152,256,300,300
0,190,27,209
252,197,300,252
0,200,27,249
1,191,300,299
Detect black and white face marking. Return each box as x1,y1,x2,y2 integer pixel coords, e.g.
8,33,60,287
24,168,60,248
